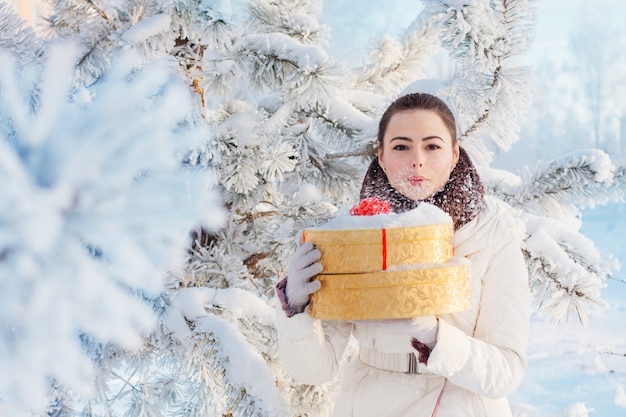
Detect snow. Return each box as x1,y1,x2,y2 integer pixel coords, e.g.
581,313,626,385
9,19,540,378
169,286,275,328
296,183,324,204
243,33,329,68
324,96,374,130
195,314,290,416
121,13,172,44
310,202,452,230
200,0,233,21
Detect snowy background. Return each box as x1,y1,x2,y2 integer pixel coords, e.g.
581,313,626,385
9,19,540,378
321,0,626,415
514,202,626,416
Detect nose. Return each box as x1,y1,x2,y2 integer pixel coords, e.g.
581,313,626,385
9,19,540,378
411,151,423,168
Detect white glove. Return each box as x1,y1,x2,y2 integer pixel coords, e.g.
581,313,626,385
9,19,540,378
285,242,323,313
373,316,439,349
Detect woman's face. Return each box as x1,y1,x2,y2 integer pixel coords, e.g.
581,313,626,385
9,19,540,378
378,109,459,201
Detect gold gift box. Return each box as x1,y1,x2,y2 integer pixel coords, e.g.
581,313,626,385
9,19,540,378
302,223,453,274
303,223,471,320
309,264,470,320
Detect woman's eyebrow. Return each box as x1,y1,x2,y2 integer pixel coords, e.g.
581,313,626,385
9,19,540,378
422,135,444,142
389,136,413,142
389,135,444,143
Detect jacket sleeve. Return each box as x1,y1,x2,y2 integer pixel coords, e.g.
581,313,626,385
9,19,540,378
274,295,353,385
425,214,531,398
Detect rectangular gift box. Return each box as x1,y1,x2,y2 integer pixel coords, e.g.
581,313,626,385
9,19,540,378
309,262,471,320
302,223,454,274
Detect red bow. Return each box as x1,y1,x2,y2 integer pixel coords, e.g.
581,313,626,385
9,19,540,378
349,198,391,216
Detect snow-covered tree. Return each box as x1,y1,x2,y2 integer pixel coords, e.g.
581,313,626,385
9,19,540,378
0,4,224,417
1,0,625,416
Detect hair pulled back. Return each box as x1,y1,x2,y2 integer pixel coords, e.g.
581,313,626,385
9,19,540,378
377,93,457,148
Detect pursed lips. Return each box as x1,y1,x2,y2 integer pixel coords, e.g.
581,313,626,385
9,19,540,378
408,175,426,186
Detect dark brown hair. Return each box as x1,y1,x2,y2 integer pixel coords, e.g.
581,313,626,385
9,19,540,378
377,93,457,148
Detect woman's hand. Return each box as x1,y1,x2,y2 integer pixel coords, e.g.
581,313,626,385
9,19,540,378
285,242,323,313
387,316,438,349
363,316,439,349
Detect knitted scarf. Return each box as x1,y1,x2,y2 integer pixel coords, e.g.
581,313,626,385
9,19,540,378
359,147,485,231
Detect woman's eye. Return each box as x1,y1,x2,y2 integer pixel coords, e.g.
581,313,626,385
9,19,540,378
393,144,409,151
426,144,441,150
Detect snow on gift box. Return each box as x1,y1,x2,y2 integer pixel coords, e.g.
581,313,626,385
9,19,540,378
303,198,471,320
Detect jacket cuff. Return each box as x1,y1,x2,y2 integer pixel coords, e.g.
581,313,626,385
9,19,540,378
426,319,471,376
275,277,307,317
275,277,295,317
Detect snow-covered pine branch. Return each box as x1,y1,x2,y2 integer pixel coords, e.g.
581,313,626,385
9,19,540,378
206,0,376,141
354,12,441,96
235,32,343,100
422,0,535,70
182,237,262,291
44,0,241,90
169,0,238,47
43,0,120,83
162,287,291,417
495,149,622,217
431,64,530,165
482,150,624,323
0,41,223,416
192,0,341,101
211,100,298,198
523,213,615,324
247,0,328,45
193,1,375,214
609,164,626,202
0,3,42,66
119,11,177,63
167,0,243,106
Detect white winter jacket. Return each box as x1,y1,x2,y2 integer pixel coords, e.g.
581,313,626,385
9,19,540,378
275,197,531,417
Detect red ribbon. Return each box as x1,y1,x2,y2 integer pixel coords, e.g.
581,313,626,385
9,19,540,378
381,228,387,270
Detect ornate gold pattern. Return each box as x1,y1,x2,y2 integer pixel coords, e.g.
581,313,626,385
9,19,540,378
309,265,471,320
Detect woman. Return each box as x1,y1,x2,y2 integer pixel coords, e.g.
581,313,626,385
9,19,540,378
274,93,530,417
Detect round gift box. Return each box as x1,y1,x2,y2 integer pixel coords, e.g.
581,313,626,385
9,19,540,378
302,223,453,274
309,263,471,320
